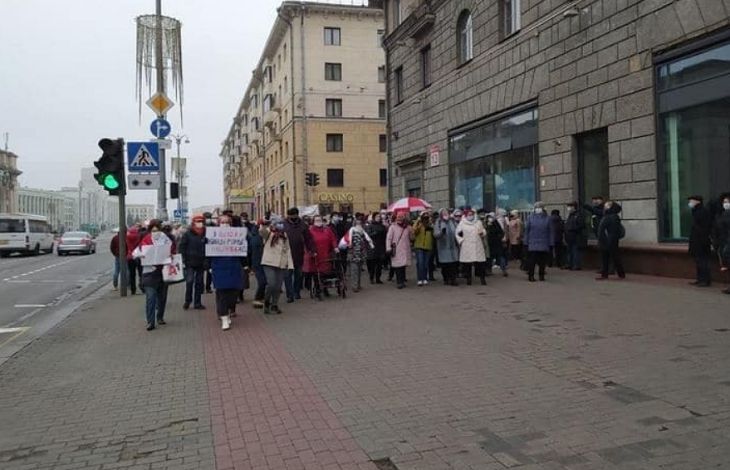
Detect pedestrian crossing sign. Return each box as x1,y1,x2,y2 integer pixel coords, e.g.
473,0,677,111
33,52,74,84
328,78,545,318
126,141,160,173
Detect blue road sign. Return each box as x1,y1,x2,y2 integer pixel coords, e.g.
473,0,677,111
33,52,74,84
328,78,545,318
127,141,160,172
173,209,189,218
150,118,171,139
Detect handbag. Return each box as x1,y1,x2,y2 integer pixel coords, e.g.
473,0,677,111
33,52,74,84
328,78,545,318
390,226,406,258
162,254,185,284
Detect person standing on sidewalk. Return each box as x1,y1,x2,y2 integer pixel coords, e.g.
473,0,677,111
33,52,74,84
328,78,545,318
564,201,585,270
549,209,566,269
386,212,413,289
507,210,525,270
486,213,507,277
179,215,207,310
283,207,314,304
347,216,374,292
584,196,606,237
713,194,730,294
456,209,487,286
210,215,241,331
688,195,713,288
596,201,626,280
110,229,120,290
365,212,387,284
133,220,175,331
413,212,434,286
261,217,294,315
433,208,460,286
524,202,553,282
307,215,338,299
247,221,267,308
125,225,141,295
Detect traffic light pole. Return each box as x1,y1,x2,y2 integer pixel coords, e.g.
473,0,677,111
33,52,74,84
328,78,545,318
118,191,128,297
155,0,168,221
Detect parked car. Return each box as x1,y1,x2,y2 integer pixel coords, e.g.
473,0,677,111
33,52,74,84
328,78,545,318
0,213,55,257
57,231,97,256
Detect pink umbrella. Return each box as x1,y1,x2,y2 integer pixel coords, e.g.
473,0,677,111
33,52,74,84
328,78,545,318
388,197,432,213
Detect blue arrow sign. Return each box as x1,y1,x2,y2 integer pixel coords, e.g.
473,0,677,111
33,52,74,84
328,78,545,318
127,142,160,173
150,118,171,139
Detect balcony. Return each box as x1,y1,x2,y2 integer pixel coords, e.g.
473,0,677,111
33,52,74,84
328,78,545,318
250,130,262,143
263,109,279,127
241,143,250,155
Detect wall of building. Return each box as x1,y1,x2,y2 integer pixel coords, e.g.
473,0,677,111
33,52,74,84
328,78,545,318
0,150,21,214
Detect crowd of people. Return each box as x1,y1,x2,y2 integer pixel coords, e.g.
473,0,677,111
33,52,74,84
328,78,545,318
110,193,730,331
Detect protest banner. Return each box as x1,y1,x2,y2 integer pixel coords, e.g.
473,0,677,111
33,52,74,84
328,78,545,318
205,227,248,257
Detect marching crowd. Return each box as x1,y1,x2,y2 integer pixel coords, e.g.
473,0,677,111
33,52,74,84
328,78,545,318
111,193,730,332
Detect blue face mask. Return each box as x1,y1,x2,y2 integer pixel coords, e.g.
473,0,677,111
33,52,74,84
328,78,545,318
275,223,285,231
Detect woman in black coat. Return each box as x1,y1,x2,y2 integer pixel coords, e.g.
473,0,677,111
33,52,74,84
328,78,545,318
596,202,625,280
365,212,388,284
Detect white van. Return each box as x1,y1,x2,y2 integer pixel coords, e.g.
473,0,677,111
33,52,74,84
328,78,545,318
0,213,55,257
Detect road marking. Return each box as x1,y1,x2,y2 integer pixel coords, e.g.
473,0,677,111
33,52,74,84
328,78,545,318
0,327,27,334
14,304,47,308
2,259,75,282
0,326,30,348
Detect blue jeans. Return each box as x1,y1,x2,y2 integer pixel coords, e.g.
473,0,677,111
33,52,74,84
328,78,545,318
157,283,168,320
567,242,582,269
185,267,204,306
144,285,159,326
112,257,120,288
253,265,267,301
284,266,303,301
415,249,430,282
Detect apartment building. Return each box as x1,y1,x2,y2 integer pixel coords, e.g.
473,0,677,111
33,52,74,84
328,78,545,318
220,0,387,217
382,0,730,276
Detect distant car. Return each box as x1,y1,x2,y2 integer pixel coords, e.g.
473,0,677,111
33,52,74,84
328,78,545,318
57,231,97,256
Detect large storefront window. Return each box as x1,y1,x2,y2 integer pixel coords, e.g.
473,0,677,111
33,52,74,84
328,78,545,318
449,107,538,211
657,37,730,240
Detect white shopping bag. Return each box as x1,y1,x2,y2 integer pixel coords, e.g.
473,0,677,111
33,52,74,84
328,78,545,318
162,254,185,284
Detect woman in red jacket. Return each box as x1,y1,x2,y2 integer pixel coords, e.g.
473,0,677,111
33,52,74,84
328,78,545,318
304,214,338,300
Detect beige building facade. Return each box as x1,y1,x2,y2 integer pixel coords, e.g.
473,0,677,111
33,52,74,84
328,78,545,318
221,0,387,218
0,150,21,214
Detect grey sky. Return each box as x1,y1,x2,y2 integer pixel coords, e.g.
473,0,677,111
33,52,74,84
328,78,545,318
0,0,285,209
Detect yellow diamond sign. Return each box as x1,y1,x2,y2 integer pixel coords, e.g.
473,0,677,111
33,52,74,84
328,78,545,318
146,92,174,116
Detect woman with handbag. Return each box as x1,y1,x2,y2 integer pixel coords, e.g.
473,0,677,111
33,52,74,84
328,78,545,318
385,212,414,289
133,220,176,331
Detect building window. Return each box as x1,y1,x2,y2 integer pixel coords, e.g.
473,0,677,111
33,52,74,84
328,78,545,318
449,107,538,211
657,37,730,240
326,98,343,117
457,10,473,65
251,94,259,108
502,0,522,38
380,169,388,187
379,99,386,118
327,169,344,187
265,65,273,83
324,27,341,46
393,0,403,25
283,43,287,60
379,134,387,153
283,77,287,94
326,134,343,152
421,44,432,88
252,117,260,130
263,94,275,113
378,65,386,83
394,66,404,104
325,62,342,81
577,129,609,238
377,29,385,47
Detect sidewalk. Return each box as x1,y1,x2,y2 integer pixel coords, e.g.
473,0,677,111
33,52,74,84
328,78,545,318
0,267,728,470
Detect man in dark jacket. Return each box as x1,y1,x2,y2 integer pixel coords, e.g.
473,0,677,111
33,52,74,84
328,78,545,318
548,209,565,268
179,215,207,309
110,230,120,289
564,201,585,270
283,207,314,303
688,195,713,287
596,201,625,280
247,222,266,308
583,196,605,237
365,212,387,283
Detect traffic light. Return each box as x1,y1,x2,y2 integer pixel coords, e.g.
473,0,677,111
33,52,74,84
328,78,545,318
305,172,321,187
170,182,179,199
312,173,320,186
94,138,125,196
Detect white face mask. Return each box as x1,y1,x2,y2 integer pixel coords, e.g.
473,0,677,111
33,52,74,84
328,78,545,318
535,208,543,214
195,222,204,229
466,215,475,222
567,207,575,213
724,202,730,211
314,221,323,227
220,223,230,228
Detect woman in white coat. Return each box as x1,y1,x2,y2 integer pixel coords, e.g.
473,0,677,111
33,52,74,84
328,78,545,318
455,209,487,285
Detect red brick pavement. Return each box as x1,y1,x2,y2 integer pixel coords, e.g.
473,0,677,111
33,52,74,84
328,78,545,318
202,308,378,470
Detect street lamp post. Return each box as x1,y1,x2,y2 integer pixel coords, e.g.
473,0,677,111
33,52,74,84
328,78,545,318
170,133,189,220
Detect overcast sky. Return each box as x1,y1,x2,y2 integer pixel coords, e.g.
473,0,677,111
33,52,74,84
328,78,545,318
0,0,290,210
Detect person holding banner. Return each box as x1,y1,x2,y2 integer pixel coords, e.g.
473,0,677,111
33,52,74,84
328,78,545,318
261,217,294,315
209,215,244,331
133,220,176,331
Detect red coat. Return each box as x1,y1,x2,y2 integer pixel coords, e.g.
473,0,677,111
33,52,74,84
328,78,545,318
303,225,337,274
126,228,141,261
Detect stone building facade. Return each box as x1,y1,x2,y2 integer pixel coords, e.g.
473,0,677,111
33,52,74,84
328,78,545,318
383,0,730,275
221,0,387,218
0,150,21,214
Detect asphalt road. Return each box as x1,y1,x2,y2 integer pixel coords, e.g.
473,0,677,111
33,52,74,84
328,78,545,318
0,234,114,363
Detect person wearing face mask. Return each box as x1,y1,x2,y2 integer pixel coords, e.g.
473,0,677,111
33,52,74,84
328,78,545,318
486,212,507,277
455,209,487,286
564,202,586,270
348,216,375,292
261,216,294,314
583,196,605,237
133,220,176,331
687,195,713,287
507,210,525,270
596,200,626,280
365,212,388,284
386,212,414,289
247,220,267,308
713,194,730,294
548,209,566,269
304,215,338,299
524,202,554,282
179,215,208,310
433,208,460,286
209,216,242,330
283,207,315,304
412,212,435,286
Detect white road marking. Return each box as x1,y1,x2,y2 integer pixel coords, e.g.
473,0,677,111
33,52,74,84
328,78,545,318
0,327,28,334
2,259,75,282
14,304,47,308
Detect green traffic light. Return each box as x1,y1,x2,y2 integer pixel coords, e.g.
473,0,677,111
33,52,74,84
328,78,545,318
103,174,120,190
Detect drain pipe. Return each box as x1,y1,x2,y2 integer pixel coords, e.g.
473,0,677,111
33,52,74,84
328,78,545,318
278,7,296,209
